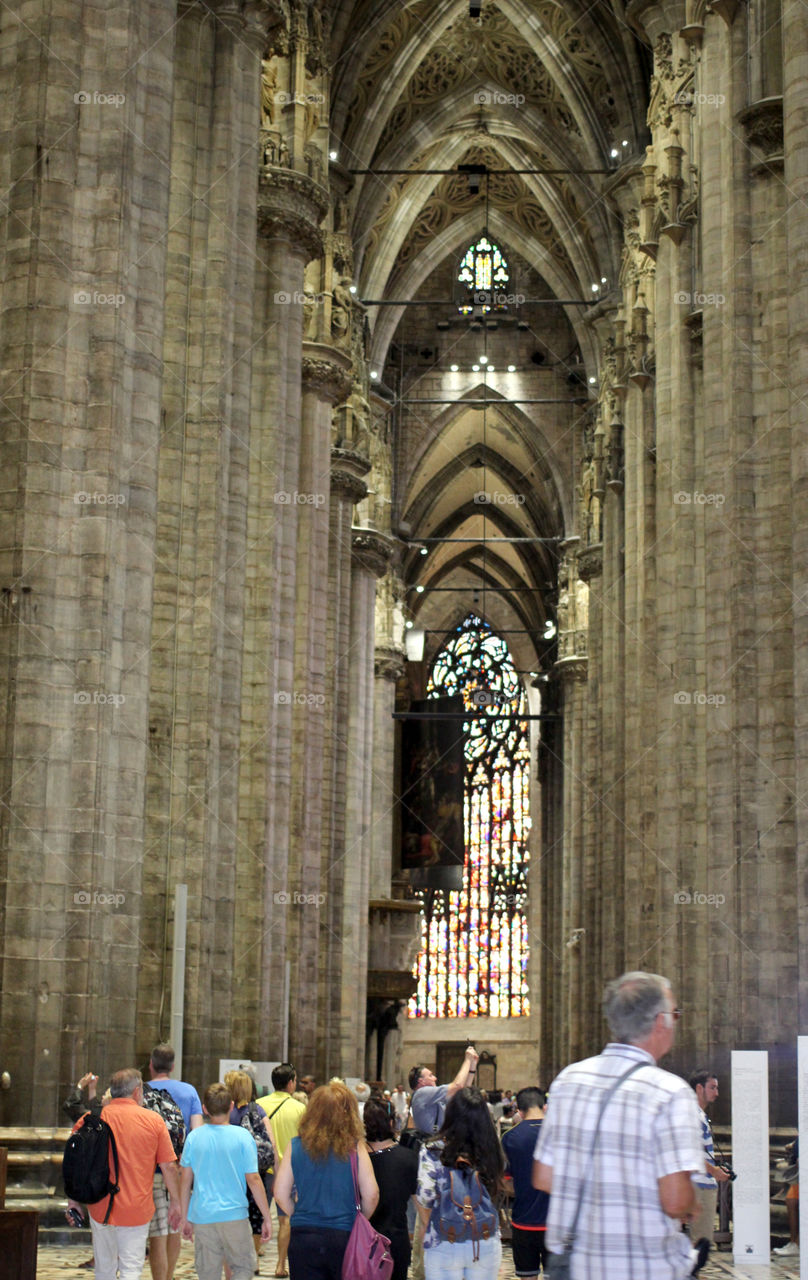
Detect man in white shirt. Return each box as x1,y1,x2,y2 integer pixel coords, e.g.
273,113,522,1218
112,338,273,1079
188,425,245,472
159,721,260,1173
688,1068,729,1270
533,971,705,1280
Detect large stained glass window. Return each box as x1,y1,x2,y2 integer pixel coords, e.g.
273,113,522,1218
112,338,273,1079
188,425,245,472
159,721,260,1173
457,236,509,314
408,615,531,1018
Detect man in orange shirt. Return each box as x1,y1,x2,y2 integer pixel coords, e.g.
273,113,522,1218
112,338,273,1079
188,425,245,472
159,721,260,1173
67,1068,181,1280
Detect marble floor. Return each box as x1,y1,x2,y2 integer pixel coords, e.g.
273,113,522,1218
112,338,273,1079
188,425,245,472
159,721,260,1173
33,1239,801,1279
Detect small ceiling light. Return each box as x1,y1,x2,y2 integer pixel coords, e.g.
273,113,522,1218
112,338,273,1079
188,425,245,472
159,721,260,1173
349,285,357,294
487,365,494,372
591,283,599,292
610,148,619,158
370,370,379,380
601,276,607,284
329,150,338,161
543,620,557,639
479,355,488,364
508,364,516,372
622,139,629,147
420,547,428,556
450,363,459,372
589,376,597,384
415,585,425,593
472,363,480,372
405,620,413,629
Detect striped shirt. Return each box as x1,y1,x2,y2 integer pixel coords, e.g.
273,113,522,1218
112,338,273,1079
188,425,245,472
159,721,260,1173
692,1110,717,1189
534,1043,705,1280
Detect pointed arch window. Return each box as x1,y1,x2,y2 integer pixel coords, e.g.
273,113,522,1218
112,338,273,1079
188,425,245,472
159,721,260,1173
457,236,509,314
408,615,531,1018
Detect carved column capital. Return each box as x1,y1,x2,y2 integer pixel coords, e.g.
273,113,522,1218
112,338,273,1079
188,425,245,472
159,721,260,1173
738,97,784,175
352,529,395,578
577,544,603,581
554,656,589,686
257,168,328,262
375,646,406,682
331,448,370,504
302,347,353,402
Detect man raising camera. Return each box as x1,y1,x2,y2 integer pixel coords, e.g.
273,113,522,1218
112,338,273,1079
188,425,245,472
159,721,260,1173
408,1044,479,1135
688,1069,730,1273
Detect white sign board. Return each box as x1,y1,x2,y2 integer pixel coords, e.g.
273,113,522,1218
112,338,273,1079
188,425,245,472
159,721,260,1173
218,1059,281,1099
731,1050,770,1265
797,1037,808,1280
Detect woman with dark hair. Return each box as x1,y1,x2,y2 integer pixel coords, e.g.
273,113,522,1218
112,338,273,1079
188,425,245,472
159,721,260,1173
273,1081,379,1280
416,1087,504,1278
364,1098,419,1280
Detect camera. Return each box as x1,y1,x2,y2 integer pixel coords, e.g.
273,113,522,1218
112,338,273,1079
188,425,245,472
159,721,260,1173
67,1207,85,1227
716,1160,737,1182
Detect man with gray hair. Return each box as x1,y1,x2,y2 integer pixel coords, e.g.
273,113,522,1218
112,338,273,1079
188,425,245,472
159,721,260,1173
66,1068,181,1280
533,971,706,1280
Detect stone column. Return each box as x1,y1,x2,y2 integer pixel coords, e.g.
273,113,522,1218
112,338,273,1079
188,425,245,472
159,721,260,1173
338,532,393,1076
0,0,176,1122
784,0,808,1036
287,350,352,1073
370,646,406,898
245,168,326,1058
139,0,281,1082
321,451,370,1073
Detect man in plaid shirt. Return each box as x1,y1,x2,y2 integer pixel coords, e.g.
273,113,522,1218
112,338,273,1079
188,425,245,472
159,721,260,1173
533,971,705,1280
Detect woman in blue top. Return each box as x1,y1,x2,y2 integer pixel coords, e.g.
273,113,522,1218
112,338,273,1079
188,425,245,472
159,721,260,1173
273,1081,379,1280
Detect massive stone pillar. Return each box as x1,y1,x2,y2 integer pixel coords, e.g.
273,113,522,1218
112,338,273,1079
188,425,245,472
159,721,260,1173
321,449,370,1071
0,0,177,1122
138,0,282,1083
338,532,393,1076
246,169,326,1059
784,0,808,1039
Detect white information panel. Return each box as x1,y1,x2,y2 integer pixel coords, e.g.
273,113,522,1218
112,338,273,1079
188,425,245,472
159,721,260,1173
797,1037,808,1280
218,1059,281,1099
731,1050,770,1265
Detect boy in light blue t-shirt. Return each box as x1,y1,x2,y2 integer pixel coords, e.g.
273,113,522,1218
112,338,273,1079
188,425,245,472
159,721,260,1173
180,1082,272,1280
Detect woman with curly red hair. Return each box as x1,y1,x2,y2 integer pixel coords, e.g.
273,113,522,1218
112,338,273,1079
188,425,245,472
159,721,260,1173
273,1081,379,1280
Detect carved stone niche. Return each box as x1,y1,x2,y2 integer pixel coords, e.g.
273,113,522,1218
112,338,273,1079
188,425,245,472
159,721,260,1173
738,97,784,175
367,898,423,1001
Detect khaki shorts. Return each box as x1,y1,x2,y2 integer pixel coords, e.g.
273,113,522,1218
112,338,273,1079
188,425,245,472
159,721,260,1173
149,1172,179,1237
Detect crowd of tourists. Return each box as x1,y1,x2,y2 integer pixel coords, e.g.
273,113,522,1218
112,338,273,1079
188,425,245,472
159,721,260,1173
63,972,753,1280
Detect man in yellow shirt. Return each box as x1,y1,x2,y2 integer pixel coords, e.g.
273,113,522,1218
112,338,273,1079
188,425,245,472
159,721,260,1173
256,1063,306,1278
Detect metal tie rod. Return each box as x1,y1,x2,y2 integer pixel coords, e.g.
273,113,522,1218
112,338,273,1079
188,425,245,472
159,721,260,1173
361,298,594,306
392,711,559,720
350,168,611,176
407,585,545,592
414,536,561,543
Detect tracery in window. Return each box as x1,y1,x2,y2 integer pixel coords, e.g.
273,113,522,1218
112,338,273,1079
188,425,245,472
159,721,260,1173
457,236,509,314
408,614,531,1018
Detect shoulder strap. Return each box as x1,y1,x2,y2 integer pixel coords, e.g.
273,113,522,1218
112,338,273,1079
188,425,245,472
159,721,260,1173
350,1146,361,1212
103,1121,120,1225
559,1060,646,1252
269,1096,290,1120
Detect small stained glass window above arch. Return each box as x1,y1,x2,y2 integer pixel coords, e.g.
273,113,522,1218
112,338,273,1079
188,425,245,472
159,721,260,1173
408,614,531,1019
457,236,510,314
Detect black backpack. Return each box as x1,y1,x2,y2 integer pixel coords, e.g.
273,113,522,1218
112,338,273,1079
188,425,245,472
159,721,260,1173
240,1101,275,1174
142,1082,186,1160
63,1113,120,1223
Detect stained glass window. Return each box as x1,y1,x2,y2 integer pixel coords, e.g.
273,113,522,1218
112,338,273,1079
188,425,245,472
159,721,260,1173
408,614,531,1018
457,236,509,314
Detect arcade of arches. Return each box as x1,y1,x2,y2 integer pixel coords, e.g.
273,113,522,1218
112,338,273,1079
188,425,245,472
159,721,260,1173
0,0,806,1127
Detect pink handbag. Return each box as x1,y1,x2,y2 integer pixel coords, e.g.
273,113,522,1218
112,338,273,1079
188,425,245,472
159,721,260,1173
341,1148,394,1280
